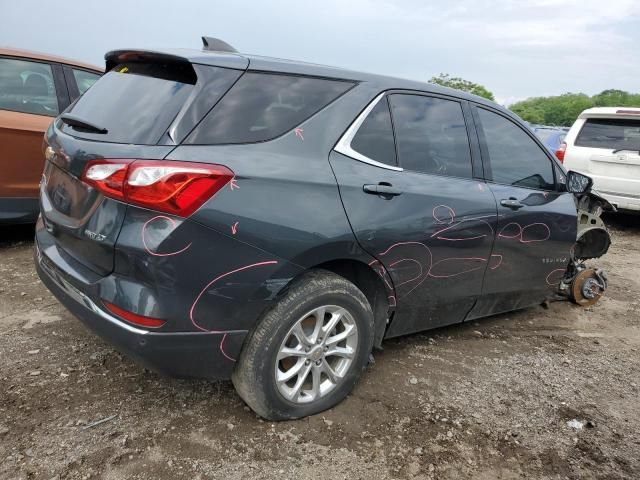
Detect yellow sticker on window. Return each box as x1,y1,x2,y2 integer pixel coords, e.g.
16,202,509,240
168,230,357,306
118,66,129,73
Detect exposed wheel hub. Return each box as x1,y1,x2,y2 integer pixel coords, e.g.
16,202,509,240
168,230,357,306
570,267,607,307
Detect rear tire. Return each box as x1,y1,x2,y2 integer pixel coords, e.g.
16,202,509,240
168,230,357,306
232,269,374,420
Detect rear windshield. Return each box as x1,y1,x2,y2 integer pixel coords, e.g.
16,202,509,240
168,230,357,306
534,129,556,142
575,118,640,151
61,62,197,145
186,72,354,145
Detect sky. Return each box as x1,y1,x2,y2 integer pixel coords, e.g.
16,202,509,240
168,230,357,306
2,0,639,105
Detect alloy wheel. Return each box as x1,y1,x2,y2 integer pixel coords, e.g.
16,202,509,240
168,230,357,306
275,305,359,404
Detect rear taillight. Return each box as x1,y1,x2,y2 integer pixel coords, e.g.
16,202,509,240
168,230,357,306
82,159,234,217
103,301,166,328
555,141,567,163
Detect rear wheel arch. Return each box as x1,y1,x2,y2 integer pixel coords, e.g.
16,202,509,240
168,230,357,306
232,268,376,419
303,259,393,348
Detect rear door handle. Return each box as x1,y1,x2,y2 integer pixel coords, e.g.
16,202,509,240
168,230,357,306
500,198,524,210
363,183,402,197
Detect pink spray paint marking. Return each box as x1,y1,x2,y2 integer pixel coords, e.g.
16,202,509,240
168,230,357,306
368,206,500,301
369,259,395,293
142,216,192,257
377,241,433,298
294,127,304,141
498,222,551,243
229,177,240,191
489,254,503,270
427,257,487,279
190,260,278,361
231,221,239,235
498,222,523,240
432,205,455,225
431,214,495,240
219,333,234,362
545,268,565,286
520,223,551,243
388,258,424,287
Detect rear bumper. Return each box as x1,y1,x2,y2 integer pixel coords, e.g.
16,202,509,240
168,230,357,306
35,240,244,380
0,197,39,224
586,174,640,211
593,190,640,212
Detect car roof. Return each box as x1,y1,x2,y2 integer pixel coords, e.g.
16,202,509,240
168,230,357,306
0,47,103,72
105,47,514,118
578,107,640,120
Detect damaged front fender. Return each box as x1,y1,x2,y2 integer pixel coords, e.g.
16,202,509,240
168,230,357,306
556,189,613,305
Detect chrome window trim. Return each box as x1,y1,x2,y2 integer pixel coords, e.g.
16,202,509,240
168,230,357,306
334,92,403,172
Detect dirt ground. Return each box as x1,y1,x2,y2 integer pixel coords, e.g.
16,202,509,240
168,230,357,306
1,214,639,480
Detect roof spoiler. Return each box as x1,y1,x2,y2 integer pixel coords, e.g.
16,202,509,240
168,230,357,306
105,50,191,71
201,36,238,53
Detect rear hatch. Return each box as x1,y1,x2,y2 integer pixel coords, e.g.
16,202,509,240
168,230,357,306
41,52,245,276
574,115,640,194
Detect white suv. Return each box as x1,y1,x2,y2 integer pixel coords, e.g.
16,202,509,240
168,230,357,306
560,107,640,211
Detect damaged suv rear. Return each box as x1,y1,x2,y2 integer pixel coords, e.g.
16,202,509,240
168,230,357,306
36,38,611,420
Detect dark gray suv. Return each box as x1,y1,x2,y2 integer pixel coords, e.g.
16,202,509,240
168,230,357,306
35,38,610,420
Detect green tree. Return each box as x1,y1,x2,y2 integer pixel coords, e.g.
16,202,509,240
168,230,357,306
592,89,640,107
428,73,495,101
511,93,593,126
510,90,640,126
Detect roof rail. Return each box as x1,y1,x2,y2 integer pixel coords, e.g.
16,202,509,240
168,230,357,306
201,37,238,53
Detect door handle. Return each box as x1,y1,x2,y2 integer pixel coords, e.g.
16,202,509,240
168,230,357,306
500,198,524,210
363,183,402,197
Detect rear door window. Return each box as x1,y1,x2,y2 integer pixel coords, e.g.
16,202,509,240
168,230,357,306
186,72,354,145
477,108,555,190
0,57,58,116
350,96,397,166
575,118,640,151
61,63,238,145
388,94,473,178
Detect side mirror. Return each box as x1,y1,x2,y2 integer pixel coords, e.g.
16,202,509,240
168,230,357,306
566,170,593,194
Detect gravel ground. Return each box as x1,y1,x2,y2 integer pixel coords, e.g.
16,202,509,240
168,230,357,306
1,214,639,480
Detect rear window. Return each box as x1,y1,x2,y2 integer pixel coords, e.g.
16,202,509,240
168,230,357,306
61,63,235,145
186,72,354,145
533,129,556,142
575,118,640,151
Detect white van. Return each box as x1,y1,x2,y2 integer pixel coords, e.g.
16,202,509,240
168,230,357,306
560,107,640,211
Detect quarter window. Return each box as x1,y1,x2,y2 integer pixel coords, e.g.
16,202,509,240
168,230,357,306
350,96,396,166
72,69,100,96
477,108,555,190
0,57,58,116
388,94,472,178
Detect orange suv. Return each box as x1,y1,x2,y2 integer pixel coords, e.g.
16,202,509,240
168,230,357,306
0,48,101,223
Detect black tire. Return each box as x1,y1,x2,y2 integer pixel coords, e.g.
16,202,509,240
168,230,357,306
232,269,374,420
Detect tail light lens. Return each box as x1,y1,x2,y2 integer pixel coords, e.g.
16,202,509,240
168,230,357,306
82,159,234,217
103,301,166,328
555,142,567,163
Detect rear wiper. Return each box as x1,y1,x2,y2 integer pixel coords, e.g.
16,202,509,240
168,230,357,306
59,114,108,134
612,148,640,154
